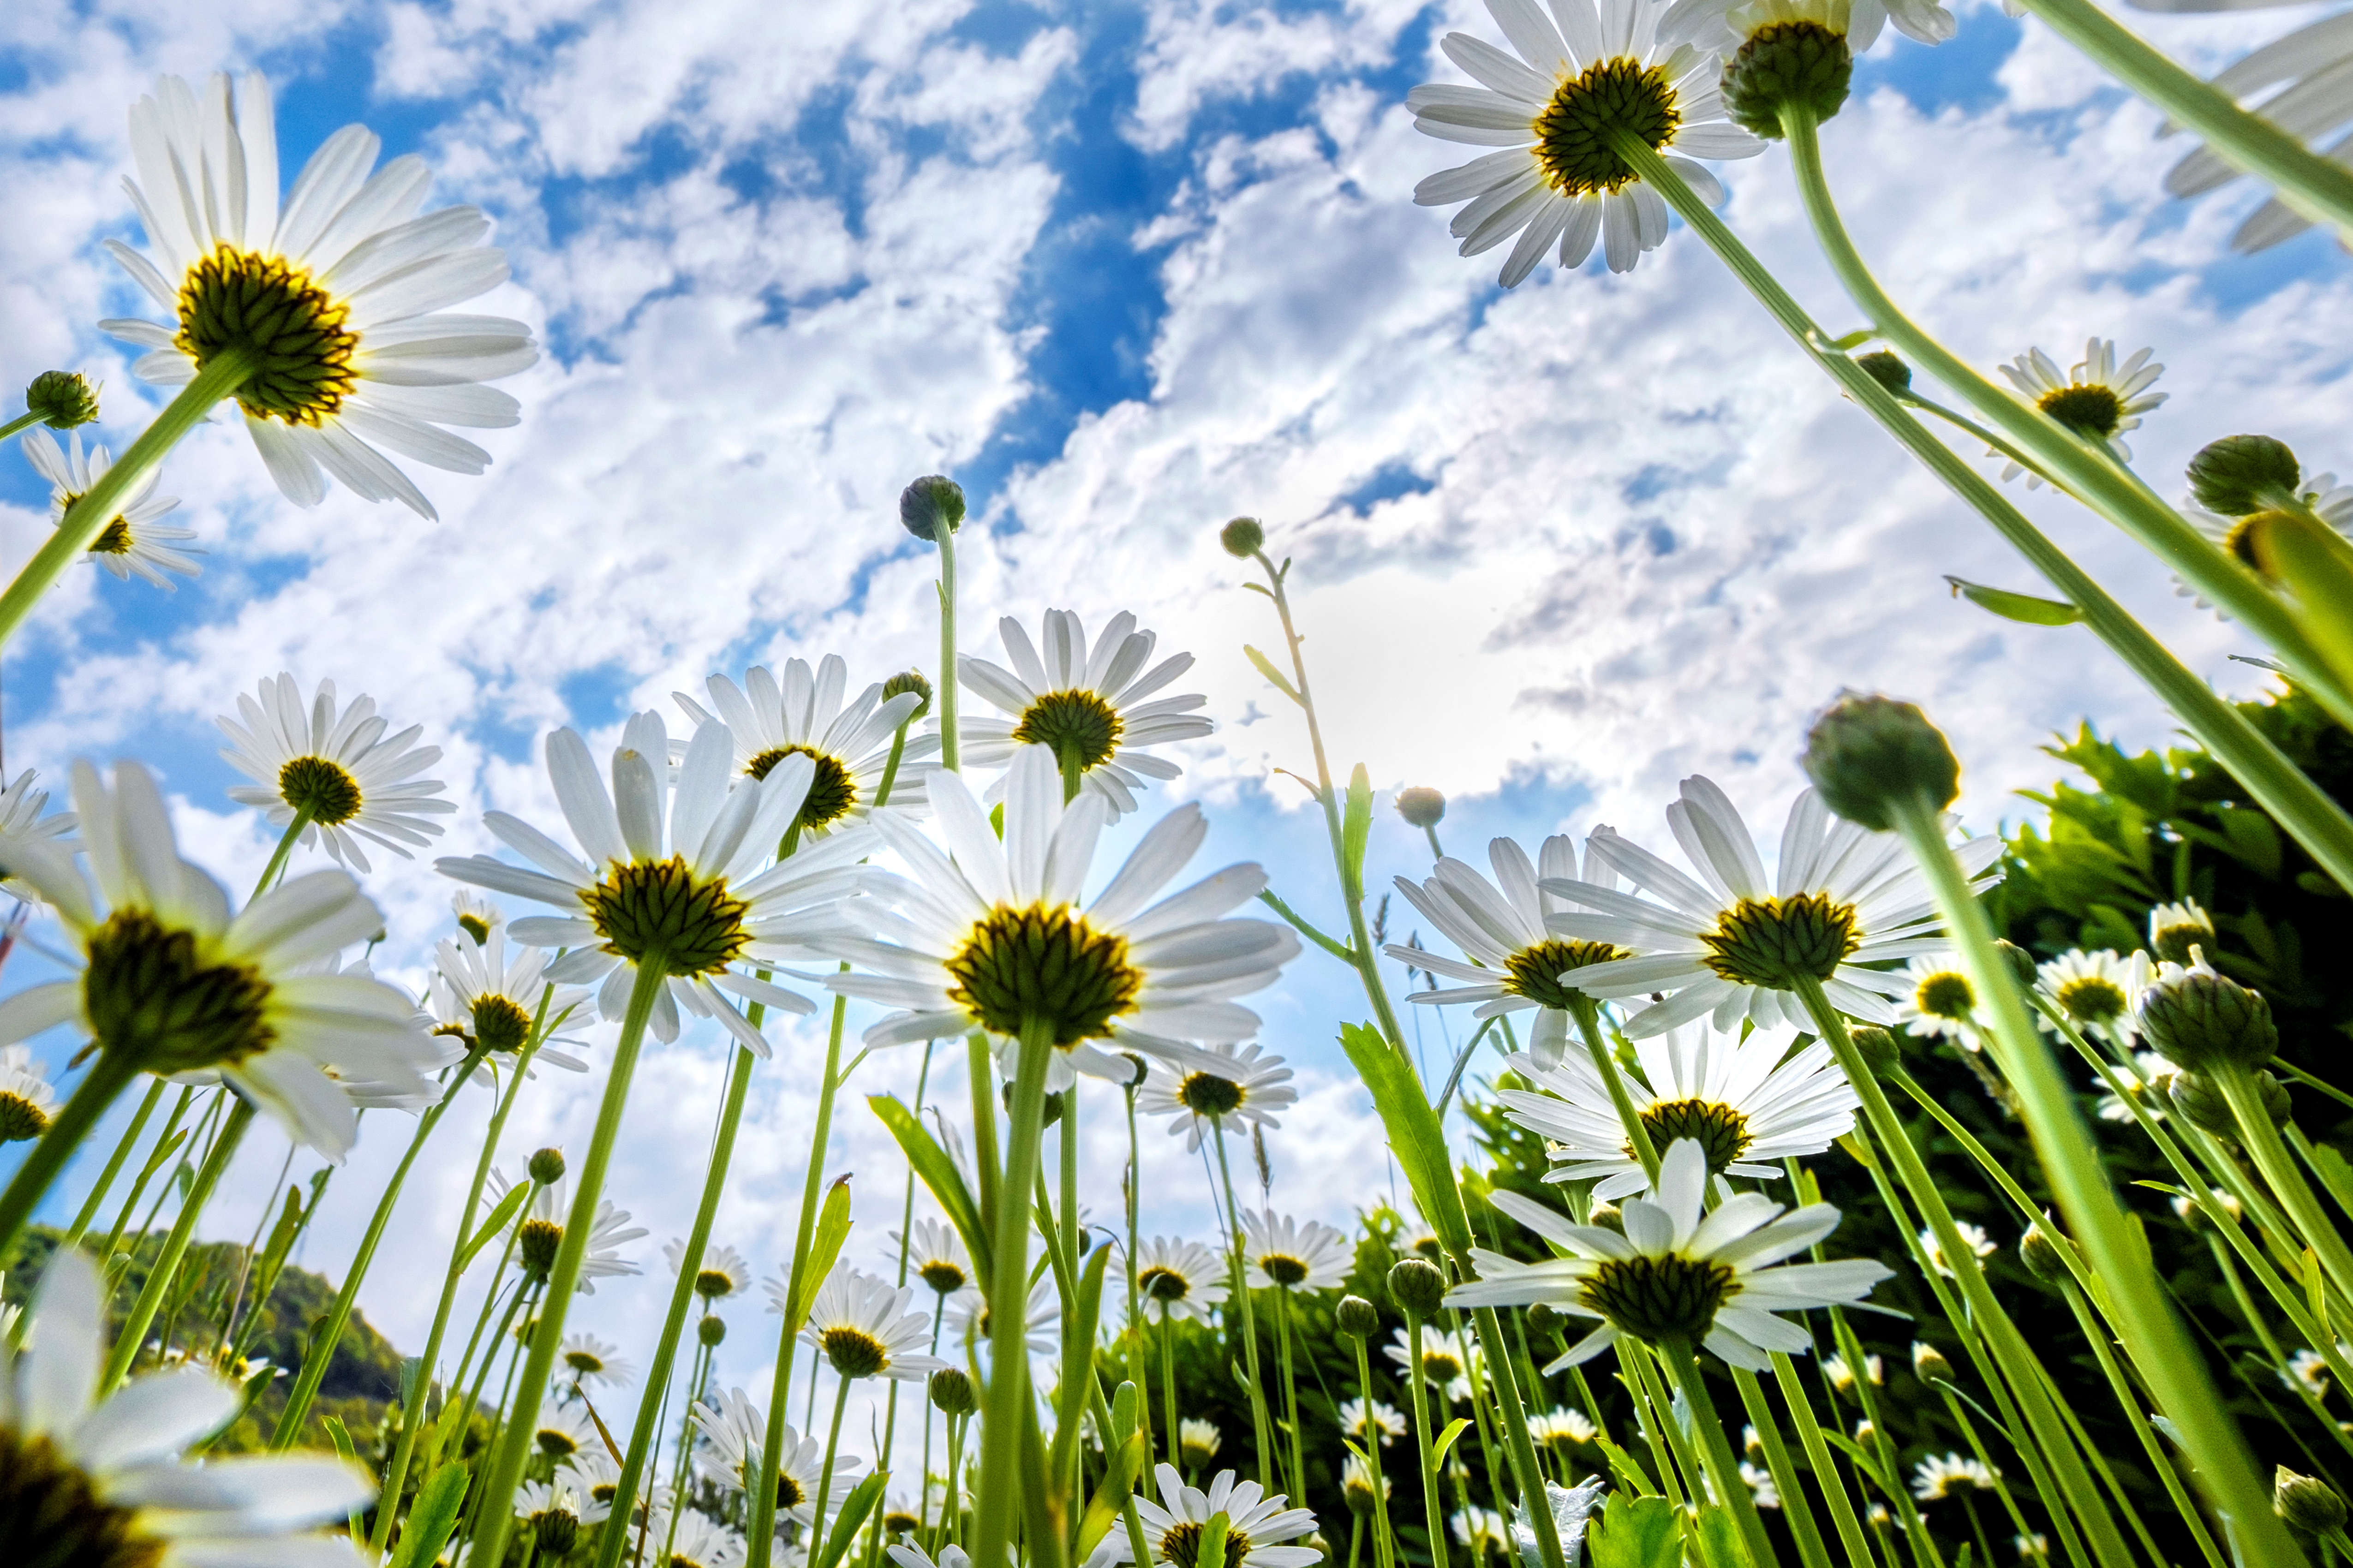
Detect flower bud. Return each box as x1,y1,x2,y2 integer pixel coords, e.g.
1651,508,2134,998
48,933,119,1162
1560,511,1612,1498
1395,787,1446,830
1389,1257,1447,1317
1803,692,1960,832
1912,1341,1952,1382
2188,435,2299,518
1720,21,1853,139
2019,1221,2071,1282
24,370,99,429
1336,1295,1380,1339
930,1367,977,1416
1847,1025,1902,1076
1219,516,1265,558
2276,1467,2347,1533
899,475,965,542
1526,1301,1564,1339
1856,351,1911,394
2168,1068,2289,1137
1992,940,2039,991
2138,963,2277,1073
883,669,934,721
699,1313,728,1347
528,1147,567,1185
532,1508,580,1556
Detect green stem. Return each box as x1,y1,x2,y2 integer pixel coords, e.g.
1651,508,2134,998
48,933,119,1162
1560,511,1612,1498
0,1048,141,1259
937,524,960,773
1467,1301,1566,1568
1161,1317,1181,1479
2057,1279,2229,1568
103,1097,253,1391
1275,1286,1306,1501
1732,1368,1833,1568
60,1076,165,1253
2220,1065,2353,1301
1663,1342,1781,1568
657,1339,711,1568
0,350,256,648
1354,1339,1397,1568
466,952,670,1568
0,410,44,443
972,1016,1055,1568
808,1373,856,1567
1405,1315,1449,1568
1212,1121,1277,1486
1571,1000,1658,1184
251,805,316,900
1124,1072,1153,1466
96,1086,193,1278
450,1273,532,1472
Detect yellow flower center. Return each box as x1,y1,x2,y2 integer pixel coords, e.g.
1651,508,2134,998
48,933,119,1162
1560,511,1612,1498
1698,892,1861,989
1532,59,1682,197
944,903,1142,1046
2054,975,2125,1025
82,908,276,1073
1633,1097,1753,1171
1158,1521,1254,1568
174,244,360,425
1012,690,1123,771
1915,971,1975,1020
1580,1253,1735,1346
2036,384,2124,440
747,744,859,830
1504,938,1631,1009
279,755,364,827
580,856,752,976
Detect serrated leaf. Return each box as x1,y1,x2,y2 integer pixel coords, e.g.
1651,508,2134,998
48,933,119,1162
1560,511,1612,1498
457,1180,532,1273
1244,644,1303,704
1585,1492,1681,1568
388,1460,471,1568
1945,576,2084,626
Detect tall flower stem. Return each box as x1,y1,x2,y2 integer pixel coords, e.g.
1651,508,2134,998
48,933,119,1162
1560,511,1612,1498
1731,1366,1834,1568
1123,1071,1154,1464
0,349,256,648
1211,1121,1277,1486
1663,1343,1782,1568
657,1338,713,1568
1571,1001,1658,1185
251,805,317,898
1769,1353,1876,1567
0,410,46,443
972,1015,1055,1568
808,1374,857,1567
0,1047,140,1258
467,951,671,1568
1403,1314,1449,1568
2217,1063,2353,1300
60,1076,165,1252
937,523,961,773
1351,1337,1397,1568
2055,1277,2229,1568
1613,129,2353,895
1273,1285,1306,1501
103,1096,254,1392
95,1085,195,1275
1880,793,2300,1564
1465,1300,1566,1568
273,1042,494,1445
447,1271,533,1471
1160,1318,1181,1477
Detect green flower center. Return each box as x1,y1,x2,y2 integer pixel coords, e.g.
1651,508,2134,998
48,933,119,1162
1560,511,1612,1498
1698,892,1861,989
535,1425,579,1457
2054,975,2125,1024
0,1091,49,1143
776,1472,807,1510
1915,971,1975,1020
1139,1265,1191,1302
2150,922,2208,967
0,1430,164,1568
1260,1253,1309,1287
519,1218,564,1277
1011,690,1123,771
532,1510,580,1557
580,856,751,977
1177,1071,1244,1117
1158,1520,1254,1568
747,744,859,830
944,903,1143,1046
563,1350,603,1373
920,1259,968,1294
1634,1097,1753,1172
884,1511,922,1535
1422,1349,1463,1383
1504,939,1632,1010
2037,384,2124,440
279,755,364,827
458,913,493,945
1580,1253,1735,1346
83,907,276,1073
473,993,534,1055
174,244,360,425
1532,58,1681,197
696,1268,736,1299
823,1325,889,1379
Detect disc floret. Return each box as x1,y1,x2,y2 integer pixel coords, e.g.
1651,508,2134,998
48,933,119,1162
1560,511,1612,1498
173,244,360,425
580,855,752,978
1697,892,1862,988
82,907,276,1074
944,902,1143,1046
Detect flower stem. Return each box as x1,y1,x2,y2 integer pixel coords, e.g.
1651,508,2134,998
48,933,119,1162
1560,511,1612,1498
0,1045,140,1259
1123,1070,1154,1465
1352,1338,1397,1568
1663,1341,1783,1568
1212,1120,1277,1486
1404,1314,1449,1568
466,951,672,1568
937,522,961,773
1275,1284,1306,1501
251,804,317,899
972,1015,1055,1568
59,1075,165,1253
103,1095,254,1392
1730,1365,1834,1568
1571,1000,1658,1185
1160,1317,1180,1478
0,410,44,443
2217,1063,2353,1300
0,348,256,649
808,1372,856,1567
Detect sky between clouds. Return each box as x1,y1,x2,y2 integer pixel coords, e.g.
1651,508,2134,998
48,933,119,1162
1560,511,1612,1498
0,0,2342,1455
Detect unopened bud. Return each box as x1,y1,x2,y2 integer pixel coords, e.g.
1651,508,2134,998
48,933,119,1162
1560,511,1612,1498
532,1508,580,1556
1803,692,1959,832
25,370,99,429
2139,964,2278,1073
930,1367,977,1416
1395,787,1446,830
1847,1025,1902,1075
1005,1082,1066,1128
1720,20,1853,139
2276,1467,2347,1532
1527,1301,1564,1339
1912,1341,1953,1382
1856,351,1911,395
1219,516,1265,558
1993,940,2039,991
882,670,933,720
1389,1257,1447,1318
2188,435,2299,518
528,1147,567,1185
899,475,965,542
2168,1068,2289,1136
1336,1295,1380,1339
2019,1221,2071,1282
699,1314,727,1347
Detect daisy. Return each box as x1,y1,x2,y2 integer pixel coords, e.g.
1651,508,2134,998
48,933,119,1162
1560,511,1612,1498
453,888,503,946
2159,12,2353,252
1409,0,1764,284
1137,1042,1297,1151
667,1238,754,1302
2146,899,2216,967
438,714,874,1055
1823,1352,1881,1395
1178,1419,1223,1469
489,1169,646,1293
955,609,1211,815
0,1044,57,1143
943,1277,1061,1361
2034,949,2143,1043
1241,1210,1353,1292
517,1477,609,1555
2095,1051,2173,1123
220,674,455,873
881,1493,925,1536
430,927,591,1074
529,1400,601,1464
890,1546,971,1568
564,1445,625,1508
560,1333,634,1389
1919,1222,1997,1279
0,1248,372,1564
1912,1453,2001,1501
2017,1533,2052,1563
0,759,436,1158
675,656,940,835
1497,1021,1856,1198
1106,1465,1322,1568
1891,953,1977,1040
1385,835,1631,1068
1447,1136,1893,1370
896,1216,975,1300
0,768,76,904
1741,1460,1782,1509
1134,1236,1230,1324
2180,474,2353,607
649,1506,747,1568
25,427,198,589
1383,1325,1479,1403
801,1268,948,1383
100,72,536,519
825,746,1296,1090
1528,1407,1600,1459
1663,0,1954,59
1339,1395,1407,1447
1995,340,2165,483
693,1390,860,1527
1542,776,2003,1036
1453,1505,1511,1557
1342,1452,1388,1514
2285,1349,2335,1401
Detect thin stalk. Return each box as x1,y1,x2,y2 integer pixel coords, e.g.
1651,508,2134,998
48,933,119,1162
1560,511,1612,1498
1464,1301,1567,1568
449,1275,533,1472
0,410,46,442
103,1097,254,1391
1353,1338,1398,1568
936,523,960,772
1932,1388,2042,1552
0,349,256,647
467,952,671,1568
0,1048,141,1257
659,1339,713,1568
2057,1278,2229,1568
1732,1367,1833,1568
1124,1071,1153,1464
1771,1353,1877,1567
1571,1001,1659,1184
971,1015,1055,1568
96,1086,194,1270
1275,1287,1306,1502
1404,1315,1450,1568
2221,1064,2353,1300
1664,1343,1782,1568
251,804,316,898
942,1410,968,1551
1212,1122,1277,1485
1161,1318,1181,1479
60,1076,166,1252
808,1374,856,1567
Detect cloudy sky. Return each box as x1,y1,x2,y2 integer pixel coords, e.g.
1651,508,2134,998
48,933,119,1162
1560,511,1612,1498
0,0,2341,1467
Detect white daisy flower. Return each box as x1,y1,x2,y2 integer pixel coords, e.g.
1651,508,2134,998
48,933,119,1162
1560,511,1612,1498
2285,1348,2336,1401
1339,1395,1407,1447
2095,1050,2172,1123
1741,1460,1782,1509
438,714,873,1055
955,609,1211,816
527,1399,601,1465
1890,953,1977,1041
1448,1136,1893,1370
1178,1419,1223,1469
1106,1464,1322,1568
667,1238,753,1302
1137,1042,1297,1152
24,428,198,590
1453,1504,1512,1556
1385,835,1630,1068
1528,1407,1600,1456
1409,0,1765,285
2146,899,2216,967
488,1169,646,1294
826,746,1296,1089
895,1216,975,1300
943,1276,1060,1362
1911,1452,2001,1500
801,1268,948,1383
2017,1532,2052,1563
890,1545,971,1568
1544,776,2003,1036
1382,1325,1480,1402
99,72,536,519
1919,1222,1997,1279
452,888,503,946
430,927,591,1079
0,767,77,882
648,1506,747,1568
2152,9,2353,252
1663,0,1954,57
219,674,454,873
693,1390,860,1527
1823,1352,1882,1395
562,1444,624,1510
1241,1210,1353,1292
517,1477,609,1556
1995,340,2165,484
1496,1021,1856,1198
1342,1452,1388,1513
559,1334,634,1389
674,657,939,836
1134,1236,1230,1324
2033,949,2144,1043
0,1248,373,1564
0,1044,58,1143
0,760,436,1158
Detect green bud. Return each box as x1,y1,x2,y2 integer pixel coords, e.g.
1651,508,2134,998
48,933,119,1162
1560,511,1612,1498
2138,966,2278,1073
1526,1301,1564,1339
1336,1295,1380,1339
1395,787,1446,830
532,1508,580,1556
1847,1024,1902,1075
2018,1221,2071,1282
1720,21,1852,139
2276,1467,2347,1533
1802,691,1960,832
2188,435,2299,518
930,1367,977,1416
1856,351,1911,394
528,1147,567,1185
1389,1257,1447,1317
1993,940,2039,991
1219,516,1266,558
882,669,933,721
899,475,966,542
24,370,99,429
2169,1067,2289,1137
1911,1341,1952,1382
1004,1082,1066,1128
699,1313,727,1347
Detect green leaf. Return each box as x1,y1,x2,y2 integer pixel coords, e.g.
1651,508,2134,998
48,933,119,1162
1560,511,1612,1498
1244,644,1303,704
1944,576,2084,626
1827,328,1875,350
1822,1430,1893,1490
1592,1433,1657,1496
1690,1505,1744,1568
321,1416,367,1539
870,1095,991,1279
1050,1243,1114,1488
457,1180,532,1273
1076,1429,1151,1558
2305,1140,2353,1216
1433,1417,1472,1463
1197,1512,1230,1568
1584,1492,1681,1568
1342,764,1374,900
1339,1023,1470,1255
785,1177,856,1333
388,1460,472,1568
815,1472,889,1568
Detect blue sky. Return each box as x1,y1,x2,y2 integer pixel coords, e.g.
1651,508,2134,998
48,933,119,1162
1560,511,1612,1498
0,0,2345,1449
